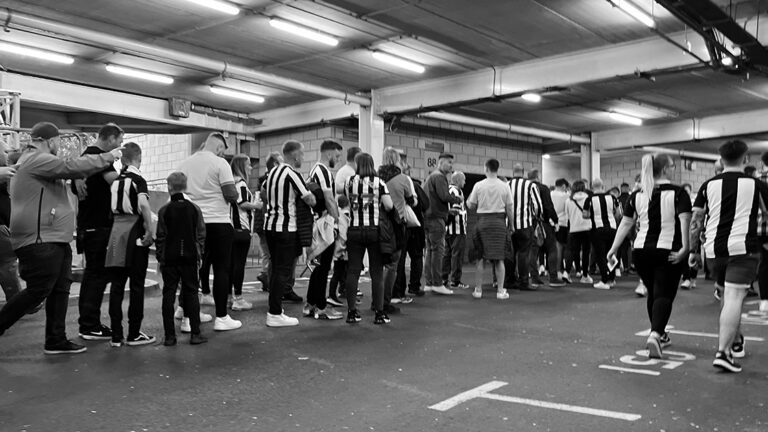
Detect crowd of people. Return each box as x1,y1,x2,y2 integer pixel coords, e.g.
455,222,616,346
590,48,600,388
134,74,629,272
0,121,764,374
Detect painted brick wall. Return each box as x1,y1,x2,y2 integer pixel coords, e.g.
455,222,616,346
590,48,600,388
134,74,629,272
601,152,716,191
124,134,192,190
542,156,581,186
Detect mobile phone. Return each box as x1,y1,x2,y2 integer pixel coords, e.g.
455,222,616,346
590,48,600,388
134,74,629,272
608,255,619,272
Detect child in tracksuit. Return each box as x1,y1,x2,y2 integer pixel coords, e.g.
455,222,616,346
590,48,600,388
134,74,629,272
328,195,350,302
156,172,207,346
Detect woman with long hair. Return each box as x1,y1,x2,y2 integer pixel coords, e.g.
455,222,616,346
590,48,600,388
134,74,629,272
343,152,394,324
608,154,691,359
229,154,261,311
563,180,592,284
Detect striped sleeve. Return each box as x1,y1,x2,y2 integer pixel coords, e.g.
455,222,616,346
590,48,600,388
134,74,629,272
311,164,333,191
287,169,310,196
693,182,708,209
624,192,638,217
529,181,542,218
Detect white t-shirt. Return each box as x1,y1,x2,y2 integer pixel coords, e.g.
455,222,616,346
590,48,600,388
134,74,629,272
551,189,568,227
335,164,356,195
177,151,234,224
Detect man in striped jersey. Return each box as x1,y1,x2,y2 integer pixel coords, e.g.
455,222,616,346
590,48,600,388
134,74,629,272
304,140,343,320
583,178,620,290
690,140,768,373
264,140,316,327
441,171,468,289
528,169,563,287
756,151,768,314
505,164,542,291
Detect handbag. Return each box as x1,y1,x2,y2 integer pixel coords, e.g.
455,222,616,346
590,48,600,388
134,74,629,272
404,205,421,228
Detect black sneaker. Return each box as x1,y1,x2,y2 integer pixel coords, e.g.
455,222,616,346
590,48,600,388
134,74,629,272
713,351,742,373
530,277,545,287
126,332,156,346
44,340,87,355
374,311,391,325
659,333,672,348
383,304,400,315
79,324,112,341
163,336,177,346
732,335,746,359
190,334,208,345
110,337,123,348
549,277,566,287
408,289,426,297
282,291,303,303
346,309,362,324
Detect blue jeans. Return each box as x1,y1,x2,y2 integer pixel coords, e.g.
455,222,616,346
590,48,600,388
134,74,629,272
424,218,446,286
0,243,72,345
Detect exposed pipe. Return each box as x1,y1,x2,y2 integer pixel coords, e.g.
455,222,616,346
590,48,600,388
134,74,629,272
0,9,371,106
638,146,719,161
418,111,591,144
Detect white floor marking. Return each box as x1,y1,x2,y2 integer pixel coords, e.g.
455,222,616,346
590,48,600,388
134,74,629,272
635,328,764,342
598,365,660,376
429,381,641,422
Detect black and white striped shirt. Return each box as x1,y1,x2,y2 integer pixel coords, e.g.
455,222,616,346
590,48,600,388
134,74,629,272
231,178,253,231
446,184,466,235
694,171,768,257
264,163,311,233
111,165,148,216
624,181,691,250
309,162,334,195
508,177,542,230
345,175,389,228
583,193,618,230
758,170,768,237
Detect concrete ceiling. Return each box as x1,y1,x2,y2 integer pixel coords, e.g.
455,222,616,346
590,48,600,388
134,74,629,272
0,0,766,139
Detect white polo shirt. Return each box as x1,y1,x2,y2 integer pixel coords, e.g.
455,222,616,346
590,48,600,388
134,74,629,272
177,150,234,224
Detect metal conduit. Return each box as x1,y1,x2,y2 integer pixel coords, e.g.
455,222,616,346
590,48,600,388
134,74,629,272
0,9,372,106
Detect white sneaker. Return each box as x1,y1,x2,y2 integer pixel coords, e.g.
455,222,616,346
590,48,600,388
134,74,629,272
615,268,622,278
681,279,692,289
691,280,697,289
760,300,768,313
538,265,546,276
214,315,242,331
423,285,434,292
593,281,611,290
302,303,315,317
580,276,594,284
391,298,402,304
431,285,454,295
635,282,648,297
174,306,184,320
200,312,213,323
496,289,509,300
472,287,482,299
231,297,253,311
181,318,191,333
266,312,299,327
561,272,572,284
314,306,343,320
200,294,215,306
575,271,582,278
607,280,616,287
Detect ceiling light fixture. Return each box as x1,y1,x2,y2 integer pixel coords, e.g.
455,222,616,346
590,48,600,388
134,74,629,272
521,92,542,103
210,85,265,103
608,0,656,28
182,0,240,15
106,64,174,84
609,111,643,126
269,18,339,46
371,51,425,74
542,154,551,159
0,41,74,64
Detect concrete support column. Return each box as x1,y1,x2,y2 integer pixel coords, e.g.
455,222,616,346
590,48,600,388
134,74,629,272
359,90,385,165
591,149,601,182
580,143,591,181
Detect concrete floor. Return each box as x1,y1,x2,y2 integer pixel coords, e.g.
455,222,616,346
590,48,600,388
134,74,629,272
0,265,766,432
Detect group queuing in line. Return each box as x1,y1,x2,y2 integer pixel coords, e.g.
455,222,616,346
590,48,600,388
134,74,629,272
0,122,763,374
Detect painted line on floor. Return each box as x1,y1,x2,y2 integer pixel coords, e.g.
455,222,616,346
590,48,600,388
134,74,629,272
599,365,660,376
429,381,641,422
635,328,764,342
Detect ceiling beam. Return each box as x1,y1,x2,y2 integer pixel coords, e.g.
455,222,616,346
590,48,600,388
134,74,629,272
248,98,359,133
0,72,250,133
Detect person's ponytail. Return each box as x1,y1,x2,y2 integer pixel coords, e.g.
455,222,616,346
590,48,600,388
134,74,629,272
640,154,655,200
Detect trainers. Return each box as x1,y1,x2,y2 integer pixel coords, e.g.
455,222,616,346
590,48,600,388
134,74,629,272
423,285,434,293
302,303,315,317
44,340,87,355
690,280,697,289
200,294,215,306
714,286,723,301
580,276,594,284
760,300,768,313
713,351,742,373
496,289,509,300
110,338,123,348
646,332,662,359
681,279,692,290
538,264,546,276
266,312,299,327
575,271,583,278
399,296,414,304
126,332,156,346
593,281,611,290
282,291,303,303
174,306,184,320
374,310,391,324
175,308,212,322
635,282,648,297
408,289,426,297
531,277,545,287
346,309,362,324
190,333,208,345
199,312,213,323
732,335,746,358
390,297,402,304
315,306,344,320
214,315,242,331
231,296,253,311
452,282,471,289
472,287,482,299
561,273,572,284
326,296,344,307
181,318,192,333
660,333,672,348
431,285,454,295
163,336,177,346
615,268,622,278
549,277,566,287
79,325,112,341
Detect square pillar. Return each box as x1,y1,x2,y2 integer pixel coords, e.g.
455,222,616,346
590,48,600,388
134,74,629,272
358,90,385,165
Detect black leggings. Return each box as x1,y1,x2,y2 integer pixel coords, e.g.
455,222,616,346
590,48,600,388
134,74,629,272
634,249,684,334
565,231,590,273
230,238,251,296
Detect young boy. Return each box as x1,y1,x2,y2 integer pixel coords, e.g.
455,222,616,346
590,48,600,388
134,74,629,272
157,172,207,346
105,142,155,347
328,195,350,304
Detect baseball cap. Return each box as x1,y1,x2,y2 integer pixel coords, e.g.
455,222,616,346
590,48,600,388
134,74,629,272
30,122,60,140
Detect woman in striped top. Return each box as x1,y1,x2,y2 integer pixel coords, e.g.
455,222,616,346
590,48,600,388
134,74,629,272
608,154,691,359
343,153,394,324
229,154,261,312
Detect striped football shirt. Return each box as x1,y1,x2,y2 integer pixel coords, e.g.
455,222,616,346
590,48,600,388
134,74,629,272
264,163,311,233
446,184,466,235
624,181,691,250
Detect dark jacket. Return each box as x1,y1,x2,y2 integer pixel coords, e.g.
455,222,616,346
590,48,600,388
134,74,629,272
534,181,558,225
424,170,462,219
156,193,206,266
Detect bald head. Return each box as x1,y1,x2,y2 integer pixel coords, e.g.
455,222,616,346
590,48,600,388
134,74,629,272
512,163,524,177
201,132,228,157
451,171,466,188
592,178,604,192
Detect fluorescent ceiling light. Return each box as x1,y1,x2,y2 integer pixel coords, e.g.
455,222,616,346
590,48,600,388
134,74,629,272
0,41,74,64
371,51,425,74
210,85,265,103
542,154,551,159
182,0,240,15
269,18,339,46
609,111,643,126
610,0,656,28
106,64,174,84
521,92,542,103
